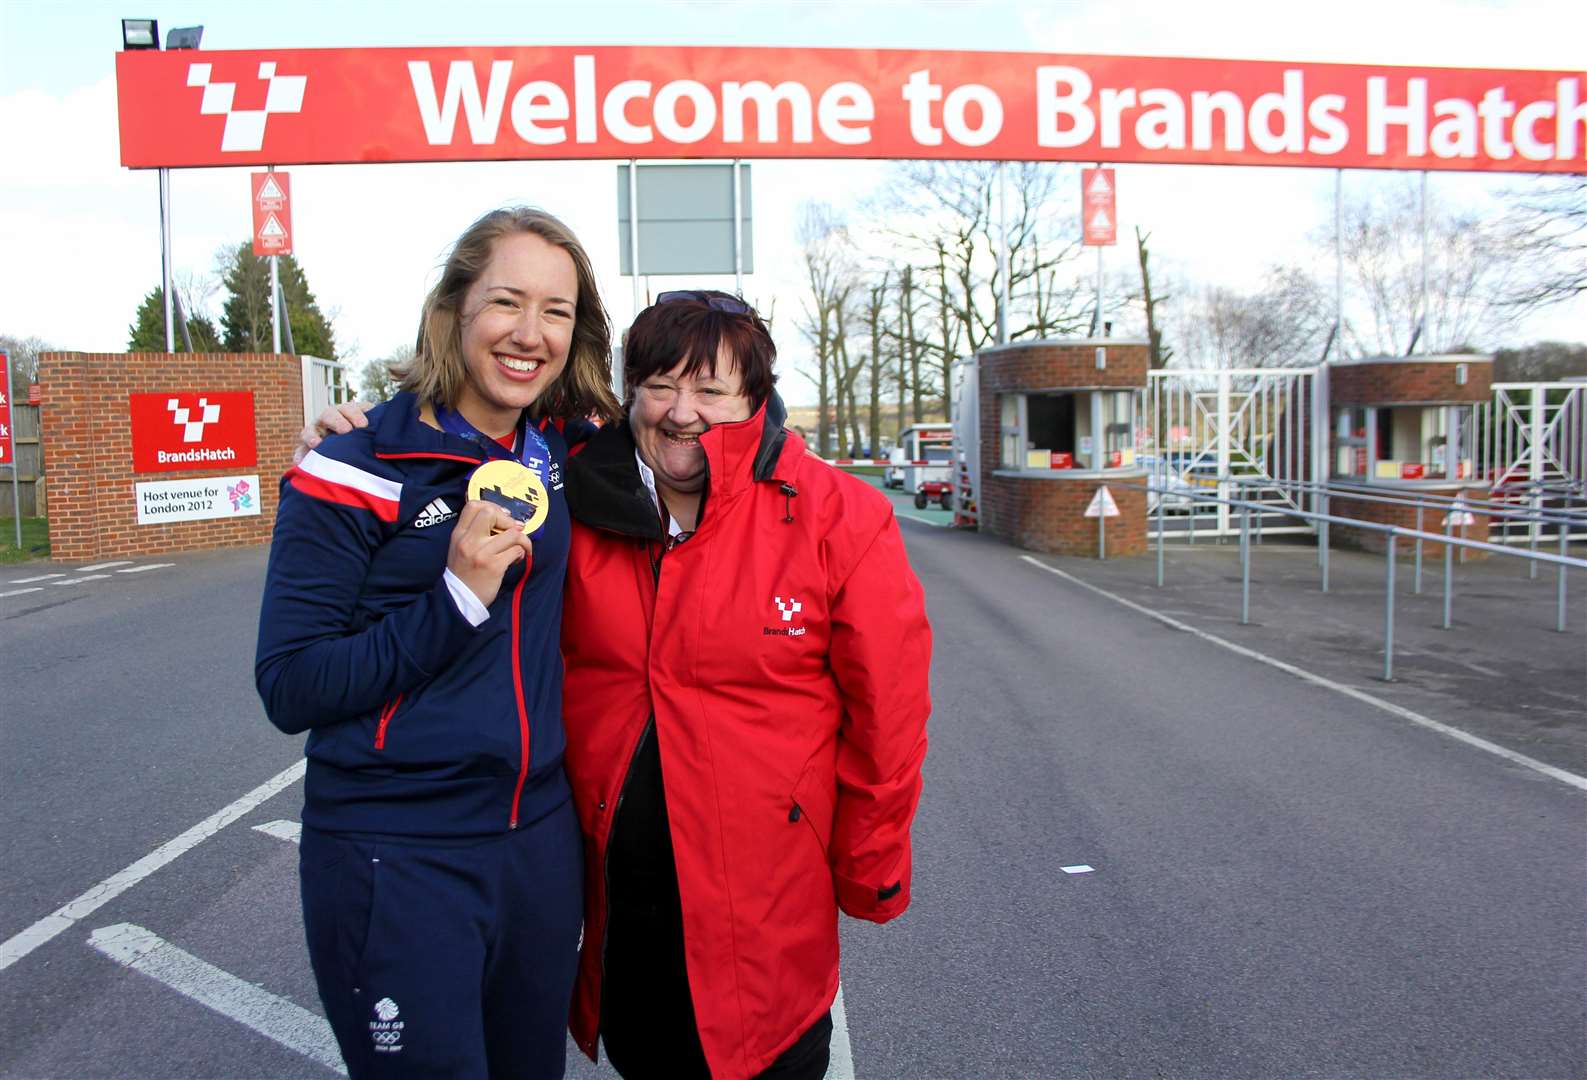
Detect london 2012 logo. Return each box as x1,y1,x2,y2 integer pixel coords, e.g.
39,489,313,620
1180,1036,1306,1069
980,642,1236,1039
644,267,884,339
185,62,307,152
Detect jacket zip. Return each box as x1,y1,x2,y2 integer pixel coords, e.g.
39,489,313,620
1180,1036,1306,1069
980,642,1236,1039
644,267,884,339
507,569,532,829
373,693,405,749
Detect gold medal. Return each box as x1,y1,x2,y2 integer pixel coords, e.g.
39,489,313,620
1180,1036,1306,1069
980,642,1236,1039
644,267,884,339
467,459,549,536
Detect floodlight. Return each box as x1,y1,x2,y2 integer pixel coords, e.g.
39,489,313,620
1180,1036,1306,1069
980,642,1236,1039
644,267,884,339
122,18,159,49
166,25,203,50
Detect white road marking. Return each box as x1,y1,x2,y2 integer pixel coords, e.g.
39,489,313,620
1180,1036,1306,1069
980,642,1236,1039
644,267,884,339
89,922,346,1076
0,759,307,972
77,561,134,572
117,563,176,574
52,574,110,586
1020,556,1587,794
825,983,855,1080
254,820,302,844
895,512,948,528
8,573,63,584
1061,865,1096,875
0,587,44,599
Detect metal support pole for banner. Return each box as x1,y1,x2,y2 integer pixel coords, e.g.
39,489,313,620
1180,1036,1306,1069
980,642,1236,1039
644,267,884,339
628,159,643,320
159,168,174,352
1334,169,1344,353
1092,163,1104,335
1558,531,1569,634
996,161,1009,345
1417,170,1429,354
1098,510,1106,562
732,158,744,297
3,352,19,549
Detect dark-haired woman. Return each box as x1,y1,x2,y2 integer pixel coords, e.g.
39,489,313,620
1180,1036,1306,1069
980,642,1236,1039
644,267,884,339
256,207,619,1079
559,291,931,1080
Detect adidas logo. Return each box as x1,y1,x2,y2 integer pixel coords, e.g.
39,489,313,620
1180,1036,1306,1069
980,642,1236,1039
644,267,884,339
413,498,457,528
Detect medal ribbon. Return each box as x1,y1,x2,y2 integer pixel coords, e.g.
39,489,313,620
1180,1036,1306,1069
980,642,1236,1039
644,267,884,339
434,405,553,491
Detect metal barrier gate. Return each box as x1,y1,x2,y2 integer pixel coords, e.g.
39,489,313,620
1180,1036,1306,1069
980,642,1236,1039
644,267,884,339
1474,381,1587,543
1142,367,1324,539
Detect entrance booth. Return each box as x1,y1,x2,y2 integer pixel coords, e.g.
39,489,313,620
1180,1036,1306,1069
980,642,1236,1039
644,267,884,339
977,339,1150,557
1326,355,1493,557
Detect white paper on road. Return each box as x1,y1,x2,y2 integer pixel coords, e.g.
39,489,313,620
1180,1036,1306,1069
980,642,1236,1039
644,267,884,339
89,922,346,1076
1061,865,1096,874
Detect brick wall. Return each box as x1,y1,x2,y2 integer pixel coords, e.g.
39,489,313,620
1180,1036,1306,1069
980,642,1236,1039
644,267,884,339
1329,484,1491,560
976,339,1150,556
980,472,1148,557
1329,357,1492,405
978,340,1148,394
38,352,302,560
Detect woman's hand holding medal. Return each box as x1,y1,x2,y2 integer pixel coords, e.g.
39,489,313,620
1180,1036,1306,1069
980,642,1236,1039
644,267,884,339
446,500,533,609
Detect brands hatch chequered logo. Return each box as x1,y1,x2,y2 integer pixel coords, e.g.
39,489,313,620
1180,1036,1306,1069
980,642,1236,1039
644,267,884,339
186,62,306,152
169,397,220,443
765,595,807,638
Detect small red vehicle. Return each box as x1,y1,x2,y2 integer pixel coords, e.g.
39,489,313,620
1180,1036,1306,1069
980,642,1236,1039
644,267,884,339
914,479,953,510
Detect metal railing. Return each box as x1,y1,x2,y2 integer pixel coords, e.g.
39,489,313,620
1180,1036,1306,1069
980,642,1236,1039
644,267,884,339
1120,480,1585,682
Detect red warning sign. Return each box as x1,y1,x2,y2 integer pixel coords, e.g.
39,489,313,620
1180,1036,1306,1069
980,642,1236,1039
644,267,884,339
251,172,292,255
1081,167,1116,247
0,355,13,468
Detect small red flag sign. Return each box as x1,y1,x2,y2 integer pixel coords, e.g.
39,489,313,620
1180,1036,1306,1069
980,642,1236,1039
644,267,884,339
251,172,292,255
1081,167,1116,246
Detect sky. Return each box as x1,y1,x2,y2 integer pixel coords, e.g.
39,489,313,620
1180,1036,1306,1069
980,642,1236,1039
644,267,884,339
2,0,1584,402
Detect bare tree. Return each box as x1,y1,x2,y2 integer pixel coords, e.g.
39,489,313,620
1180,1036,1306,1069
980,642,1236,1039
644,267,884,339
1338,179,1532,355
1135,227,1172,370
1175,267,1332,370
796,203,853,456
1499,175,1586,309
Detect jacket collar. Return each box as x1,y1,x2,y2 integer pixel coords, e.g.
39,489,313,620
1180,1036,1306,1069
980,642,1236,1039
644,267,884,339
369,391,493,464
566,389,794,538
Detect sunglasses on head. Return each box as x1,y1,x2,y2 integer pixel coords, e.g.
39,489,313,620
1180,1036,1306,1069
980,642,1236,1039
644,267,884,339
655,290,752,315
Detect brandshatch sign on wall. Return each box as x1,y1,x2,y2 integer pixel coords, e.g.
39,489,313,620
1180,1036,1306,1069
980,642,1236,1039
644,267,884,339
129,392,259,474
117,46,1586,173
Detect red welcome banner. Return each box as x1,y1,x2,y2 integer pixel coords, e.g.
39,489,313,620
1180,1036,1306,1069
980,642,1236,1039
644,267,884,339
116,46,1587,173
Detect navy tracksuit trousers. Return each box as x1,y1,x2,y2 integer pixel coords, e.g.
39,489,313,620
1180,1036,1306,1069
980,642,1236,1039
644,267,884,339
299,799,582,1079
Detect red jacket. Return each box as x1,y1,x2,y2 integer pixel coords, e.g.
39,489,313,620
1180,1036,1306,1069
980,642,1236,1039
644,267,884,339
560,396,931,1078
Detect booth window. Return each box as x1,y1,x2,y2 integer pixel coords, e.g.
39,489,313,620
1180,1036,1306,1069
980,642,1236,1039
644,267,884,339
1333,404,1473,481
999,390,1136,471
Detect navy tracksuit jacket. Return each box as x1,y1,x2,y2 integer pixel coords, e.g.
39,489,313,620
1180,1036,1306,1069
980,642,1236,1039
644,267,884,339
255,392,581,1077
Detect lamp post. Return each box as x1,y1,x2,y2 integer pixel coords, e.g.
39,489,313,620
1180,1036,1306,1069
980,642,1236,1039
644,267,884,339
123,19,203,353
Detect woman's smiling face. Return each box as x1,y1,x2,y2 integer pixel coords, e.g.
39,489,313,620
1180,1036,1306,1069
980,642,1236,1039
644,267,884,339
629,344,752,497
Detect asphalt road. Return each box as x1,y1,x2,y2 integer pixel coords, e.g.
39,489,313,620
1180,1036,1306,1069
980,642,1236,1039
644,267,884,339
1,522,1582,1079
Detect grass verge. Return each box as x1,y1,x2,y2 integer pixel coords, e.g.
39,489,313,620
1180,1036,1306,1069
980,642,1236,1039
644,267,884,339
0,518,49,564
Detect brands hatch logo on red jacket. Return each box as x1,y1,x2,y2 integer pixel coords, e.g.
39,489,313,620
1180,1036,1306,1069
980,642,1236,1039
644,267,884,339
764,595,806,637
185,61,307,152
129,392,258,474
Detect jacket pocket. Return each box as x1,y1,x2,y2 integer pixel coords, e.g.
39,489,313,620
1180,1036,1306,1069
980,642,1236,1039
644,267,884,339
790,753,837,861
